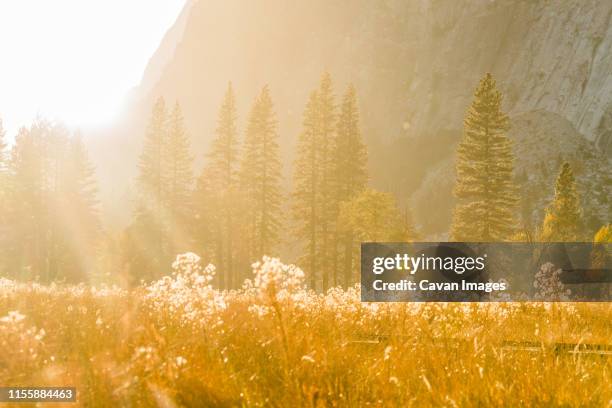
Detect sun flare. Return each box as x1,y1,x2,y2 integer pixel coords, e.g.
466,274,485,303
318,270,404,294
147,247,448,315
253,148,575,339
0,0,185,134
0,1,609,406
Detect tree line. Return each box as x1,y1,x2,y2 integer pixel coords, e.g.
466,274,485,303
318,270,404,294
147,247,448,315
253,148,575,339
0,119,99,282
449,73,605,244
0,72,608,288
123,73,414,289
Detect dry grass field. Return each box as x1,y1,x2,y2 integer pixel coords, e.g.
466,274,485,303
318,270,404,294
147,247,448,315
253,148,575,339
1,255,610,407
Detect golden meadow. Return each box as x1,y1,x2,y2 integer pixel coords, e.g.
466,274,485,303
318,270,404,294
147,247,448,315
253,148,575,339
1,254,609,407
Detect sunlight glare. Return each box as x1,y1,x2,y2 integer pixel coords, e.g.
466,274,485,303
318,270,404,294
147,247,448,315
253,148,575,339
0,0,185,134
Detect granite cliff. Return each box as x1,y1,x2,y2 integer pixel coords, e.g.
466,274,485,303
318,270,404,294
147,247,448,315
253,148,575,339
92,0,612,233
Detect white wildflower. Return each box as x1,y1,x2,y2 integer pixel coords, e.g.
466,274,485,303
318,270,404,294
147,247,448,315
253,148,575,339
175,356,187,367
0,310,26,323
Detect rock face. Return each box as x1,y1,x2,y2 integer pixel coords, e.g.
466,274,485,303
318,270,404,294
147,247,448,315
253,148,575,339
93,0,612,229
509,111,610,233
134,0,611,144
402,0,612,150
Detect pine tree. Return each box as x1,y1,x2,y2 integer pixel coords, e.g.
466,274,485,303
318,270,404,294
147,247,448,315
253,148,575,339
293,90,320,289
240,85,282,262
6,121,101,282
209,83,240,188
64,135,99,236
7,121,59,280
165,102,194,254
131,97,170,280
541,162,582,241
316,72,337,290
293,73,345,290
0,118,9,274
451,73,517,241
193,166,218,265
334,84,368,286
45,124,74,281
138,97,168,206
335,85,367,201
338,189,414,246
57,134,101,280
195,83,241,289
0,117,7,169
0,118,6,200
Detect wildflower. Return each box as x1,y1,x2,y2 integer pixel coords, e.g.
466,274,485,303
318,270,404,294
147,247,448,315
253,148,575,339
0,310,26,323
35,329,46,341
252,256,305,301
533,263,571,300
175,356,187,367
248,304,270,317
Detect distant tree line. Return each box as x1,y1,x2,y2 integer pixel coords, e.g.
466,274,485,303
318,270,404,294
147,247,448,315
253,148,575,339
450,73,605,244
123,74,414,289
0,72,607,287
0,118,99,282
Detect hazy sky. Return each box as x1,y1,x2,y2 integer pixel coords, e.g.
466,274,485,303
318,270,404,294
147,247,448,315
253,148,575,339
0,0,186,138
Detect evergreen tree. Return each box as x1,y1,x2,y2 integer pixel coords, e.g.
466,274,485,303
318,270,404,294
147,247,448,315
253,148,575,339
451,73,517,241
8,121,54,280
334,84,368,286
209,83,240,188
129,99,195,282
45,124,73,281
58,134,101,280
0,118,9,274
131,97,170,280
316,72,337,290
138,97,168,207
0,118,6,188
338,189,413,242
240,85,282,262
0,117,7,169
293,90,320,289
64,135,99,215
195,83,241,288
7,121,100,282
541,162,582,241
193,166,218,265
335,85,367,200
338,189,416,275
294,73,346,290
165,102,194,254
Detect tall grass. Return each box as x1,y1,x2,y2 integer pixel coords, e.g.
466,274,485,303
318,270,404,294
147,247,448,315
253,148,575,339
0,255,610,407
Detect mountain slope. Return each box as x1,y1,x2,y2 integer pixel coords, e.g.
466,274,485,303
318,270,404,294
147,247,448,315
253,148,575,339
92,0,612,229
136,0,612,144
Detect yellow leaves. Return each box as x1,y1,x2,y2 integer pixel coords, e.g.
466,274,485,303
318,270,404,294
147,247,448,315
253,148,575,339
593,224,612,243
